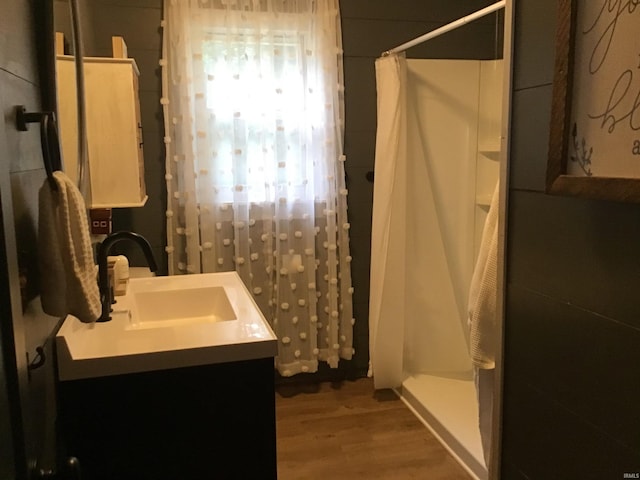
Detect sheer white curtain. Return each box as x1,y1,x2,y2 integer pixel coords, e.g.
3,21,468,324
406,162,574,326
161,0,353,376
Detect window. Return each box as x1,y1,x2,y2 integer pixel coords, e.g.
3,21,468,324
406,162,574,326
202,32,318,203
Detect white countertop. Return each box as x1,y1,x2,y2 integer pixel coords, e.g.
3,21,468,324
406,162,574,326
56,272,277,381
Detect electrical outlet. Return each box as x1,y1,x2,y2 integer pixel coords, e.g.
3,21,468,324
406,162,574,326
89,208,112,235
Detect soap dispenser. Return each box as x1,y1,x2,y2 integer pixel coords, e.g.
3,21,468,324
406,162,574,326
107,255,130,296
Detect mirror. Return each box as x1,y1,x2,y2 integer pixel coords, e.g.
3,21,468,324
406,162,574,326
52,0,167,273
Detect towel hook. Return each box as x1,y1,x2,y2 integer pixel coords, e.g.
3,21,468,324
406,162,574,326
15,106,62,191
26,346,46,380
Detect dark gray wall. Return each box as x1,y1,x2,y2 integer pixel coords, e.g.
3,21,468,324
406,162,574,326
501,1,640,478
340,0,500,373
53,0,96,55
1,2,61,478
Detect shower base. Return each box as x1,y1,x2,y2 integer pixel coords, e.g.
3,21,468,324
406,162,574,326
396,373,487,480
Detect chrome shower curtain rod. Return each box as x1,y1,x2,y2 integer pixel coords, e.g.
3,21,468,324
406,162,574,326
382,0,506,56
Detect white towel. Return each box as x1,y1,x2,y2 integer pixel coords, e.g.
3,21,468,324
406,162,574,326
39,171,101,323
39,178,67,317
468,181,499,369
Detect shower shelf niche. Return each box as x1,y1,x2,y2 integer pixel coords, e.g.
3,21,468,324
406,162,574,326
478,140,501,156
475,194,493,207
478,150,500,163
473,60,503,261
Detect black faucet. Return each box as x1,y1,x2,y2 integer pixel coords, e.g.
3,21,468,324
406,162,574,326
96,231,158,322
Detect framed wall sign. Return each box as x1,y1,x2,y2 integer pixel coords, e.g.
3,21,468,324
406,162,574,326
547,0,640,202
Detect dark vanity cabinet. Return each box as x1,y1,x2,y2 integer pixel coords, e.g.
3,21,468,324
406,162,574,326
57,357,277,480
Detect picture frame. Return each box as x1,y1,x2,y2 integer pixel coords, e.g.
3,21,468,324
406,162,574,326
547,0,640,203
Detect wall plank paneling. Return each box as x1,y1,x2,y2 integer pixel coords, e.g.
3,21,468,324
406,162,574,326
501,0,640,476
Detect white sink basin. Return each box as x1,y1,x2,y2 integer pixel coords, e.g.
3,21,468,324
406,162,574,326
56,272,277,380
128,282,237,330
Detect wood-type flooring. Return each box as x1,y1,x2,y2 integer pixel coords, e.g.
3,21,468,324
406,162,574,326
276,377,473,479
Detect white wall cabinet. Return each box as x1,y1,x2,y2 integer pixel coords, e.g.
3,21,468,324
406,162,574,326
56,52,147,208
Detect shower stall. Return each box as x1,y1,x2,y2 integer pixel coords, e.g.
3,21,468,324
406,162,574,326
370,56,503,480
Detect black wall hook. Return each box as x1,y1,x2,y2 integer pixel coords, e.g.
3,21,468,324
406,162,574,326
365,171,374,183
16,106,45,131
27,346,46,380
15,106,63,190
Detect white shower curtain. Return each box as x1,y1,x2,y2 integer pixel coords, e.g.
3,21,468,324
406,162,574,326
368,54,407,389
370,58,482,389
161,0,353,376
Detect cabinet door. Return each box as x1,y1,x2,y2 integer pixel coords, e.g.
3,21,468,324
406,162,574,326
131,70,146,198
85,61,142,206
0,2,60,478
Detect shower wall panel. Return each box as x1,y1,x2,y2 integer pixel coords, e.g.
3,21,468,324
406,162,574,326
402,59,502,377
403,59,480,376
474,60,502,261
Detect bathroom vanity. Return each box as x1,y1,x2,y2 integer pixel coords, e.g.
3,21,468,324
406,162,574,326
55,272,278,480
